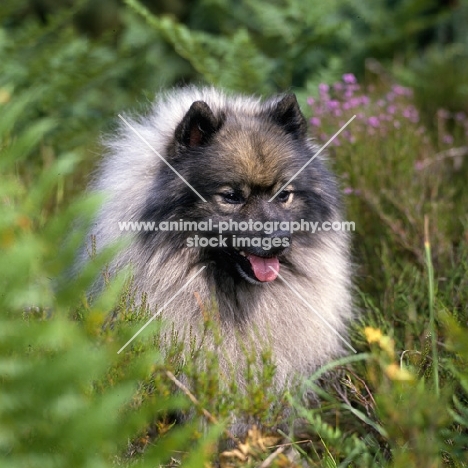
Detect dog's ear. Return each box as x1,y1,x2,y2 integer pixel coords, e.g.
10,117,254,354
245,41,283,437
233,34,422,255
175,101,223,148
269,94,307,139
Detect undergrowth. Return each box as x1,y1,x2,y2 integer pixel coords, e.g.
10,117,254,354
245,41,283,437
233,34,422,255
1,1,468,467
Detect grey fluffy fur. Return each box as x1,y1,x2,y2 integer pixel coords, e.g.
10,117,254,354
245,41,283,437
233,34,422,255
80,86,353,392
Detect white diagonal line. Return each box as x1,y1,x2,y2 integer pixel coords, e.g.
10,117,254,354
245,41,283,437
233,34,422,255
271,267,357,353
118,114,207,202
269,115,356,202
117,266,207,354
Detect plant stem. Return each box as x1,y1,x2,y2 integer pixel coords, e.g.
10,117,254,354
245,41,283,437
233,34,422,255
424,215,439,396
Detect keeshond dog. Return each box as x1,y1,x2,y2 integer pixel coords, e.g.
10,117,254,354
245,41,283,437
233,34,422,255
81,86,352,400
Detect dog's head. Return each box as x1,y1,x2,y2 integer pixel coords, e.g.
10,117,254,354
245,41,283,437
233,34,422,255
140,93,341,284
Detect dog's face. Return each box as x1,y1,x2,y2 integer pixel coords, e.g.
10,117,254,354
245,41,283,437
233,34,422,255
141,95,340,284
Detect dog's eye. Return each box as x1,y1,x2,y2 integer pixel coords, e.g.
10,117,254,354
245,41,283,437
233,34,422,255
277,190,292,203
222,192,245,204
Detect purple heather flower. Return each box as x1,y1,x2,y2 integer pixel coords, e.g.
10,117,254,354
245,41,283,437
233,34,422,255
387,105,396,115
386,92,395,102
327,99,340,110
443,134,454,145
343,73,357,84
368,116,380,127
344,89,354,99
394,120,401,128
377,99,385,107
348,97,361,108
310,117,321,126
401,106,418,122
319,83,330,94
333,109,343,117
360,96,370,106
437,109,450,119
414,160,425,171
307,97,315,106
343,187,354,195
315,105,324,115
344,84,360,96
333,137,341,146
393,85,412,96
334,82,344,91
455,112,466,122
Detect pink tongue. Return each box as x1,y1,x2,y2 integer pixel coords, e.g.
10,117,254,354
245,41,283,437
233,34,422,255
247,255,280,282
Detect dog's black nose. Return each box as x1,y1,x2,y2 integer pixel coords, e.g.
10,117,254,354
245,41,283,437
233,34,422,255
270,230,290,240
243,230,291,257
267,230,291,255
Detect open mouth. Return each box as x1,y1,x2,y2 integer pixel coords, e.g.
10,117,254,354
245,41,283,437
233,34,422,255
210,232,290,284
232,249,280,284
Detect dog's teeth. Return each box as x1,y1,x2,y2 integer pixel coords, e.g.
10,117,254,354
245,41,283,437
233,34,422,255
239,251,247,257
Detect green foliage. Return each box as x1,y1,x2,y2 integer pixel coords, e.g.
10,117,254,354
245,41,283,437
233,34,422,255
189,0,352,92
2,1,468,466
0,0,190,157
123,0,355,94
123,0,457,97
344,0,448,60
124,0,276,94
295,75,468,467
395,44,468,125
0,92,221,467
